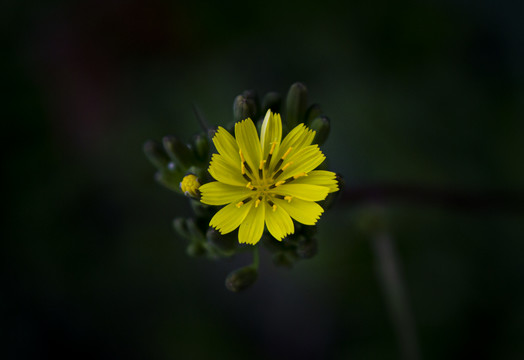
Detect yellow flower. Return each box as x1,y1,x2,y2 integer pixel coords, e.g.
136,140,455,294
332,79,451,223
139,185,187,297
199,110,338,245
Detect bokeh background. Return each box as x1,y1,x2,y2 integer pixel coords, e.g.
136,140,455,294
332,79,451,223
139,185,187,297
4,0,524,359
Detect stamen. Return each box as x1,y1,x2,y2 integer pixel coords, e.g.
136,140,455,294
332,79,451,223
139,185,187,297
272,169,284,179
255,197,262,208
242,173,251,182
259,160,265,178
273,158,283,171
267,199,277,212
293,172,308,179
241,163,246,174
269,142,277,155
239,149,245,163
236,201,244,208
244,161,253,174
282,147,293,159
275,180,285,187
281,161,293,171
284,196,293,203
246,182,254,190
274,194,286,199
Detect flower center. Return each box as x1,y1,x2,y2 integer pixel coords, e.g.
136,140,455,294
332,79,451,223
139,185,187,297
235,144,307,211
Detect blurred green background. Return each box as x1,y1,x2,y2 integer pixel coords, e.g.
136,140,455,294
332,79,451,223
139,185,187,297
4,0,524,359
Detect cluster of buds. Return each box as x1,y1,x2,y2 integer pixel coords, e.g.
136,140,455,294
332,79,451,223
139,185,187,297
144,83,342,291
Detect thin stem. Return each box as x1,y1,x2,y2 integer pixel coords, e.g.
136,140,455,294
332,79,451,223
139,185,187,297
373,231,420,360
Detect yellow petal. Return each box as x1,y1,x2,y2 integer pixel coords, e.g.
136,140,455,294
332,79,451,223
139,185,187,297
238,201,265,244
208,154,246,186
212,126,240,166
272,183,329,201
235,119,262,174
273,198,324,225
272,123,315,168
210,201,252,234
199,181,253,206
275,145,325,181
289,170,339,193
260,110,282,159
265,201,294,241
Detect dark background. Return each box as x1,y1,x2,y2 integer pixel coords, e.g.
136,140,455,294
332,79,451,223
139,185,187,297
4,0,524,359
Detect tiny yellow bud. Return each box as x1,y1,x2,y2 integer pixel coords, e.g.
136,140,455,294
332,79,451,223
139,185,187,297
179,174,201,198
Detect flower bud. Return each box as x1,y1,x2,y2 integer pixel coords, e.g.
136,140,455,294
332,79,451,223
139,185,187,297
155,170,183,192
233,95,257,123
163,135,195,170
285,82,308,128
192,134,210,164
305,104,322,124
179,174,201,198
225,266,258,292
143,140,170,170
262,91,282,114
173,217,190,239
186,242,207,257
308,116,330,146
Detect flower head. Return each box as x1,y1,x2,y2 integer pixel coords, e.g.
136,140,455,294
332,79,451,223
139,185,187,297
199,110,338,245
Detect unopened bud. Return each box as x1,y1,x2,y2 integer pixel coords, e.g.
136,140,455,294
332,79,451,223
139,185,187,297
173,217,190,239
308,116,330,146
262,91,282,114
193,134,209,163
225,266,258,292
285,82,308,128
233,95,257,123
305,104,322,124
179,174,200,198
186,242,207,257
143,140,170,170
163,136,195,170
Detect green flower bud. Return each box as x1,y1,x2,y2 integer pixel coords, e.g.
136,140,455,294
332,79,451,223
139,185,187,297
206,228,238,253
143,140,170,170
192,134,210,164
308,116,330,146
225,266,258,292
186,242,207,257
242,89,259,112
155,170,183,192
163,135,195,170
233,95,257,123
305,104,322,125
173,217,190,239
285,82,308,128
262,91,282,114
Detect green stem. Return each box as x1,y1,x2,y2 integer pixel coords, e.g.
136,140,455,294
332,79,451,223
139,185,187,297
372,232,420,360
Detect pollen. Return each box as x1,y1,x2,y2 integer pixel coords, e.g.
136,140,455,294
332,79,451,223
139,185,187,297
282,147,293,159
